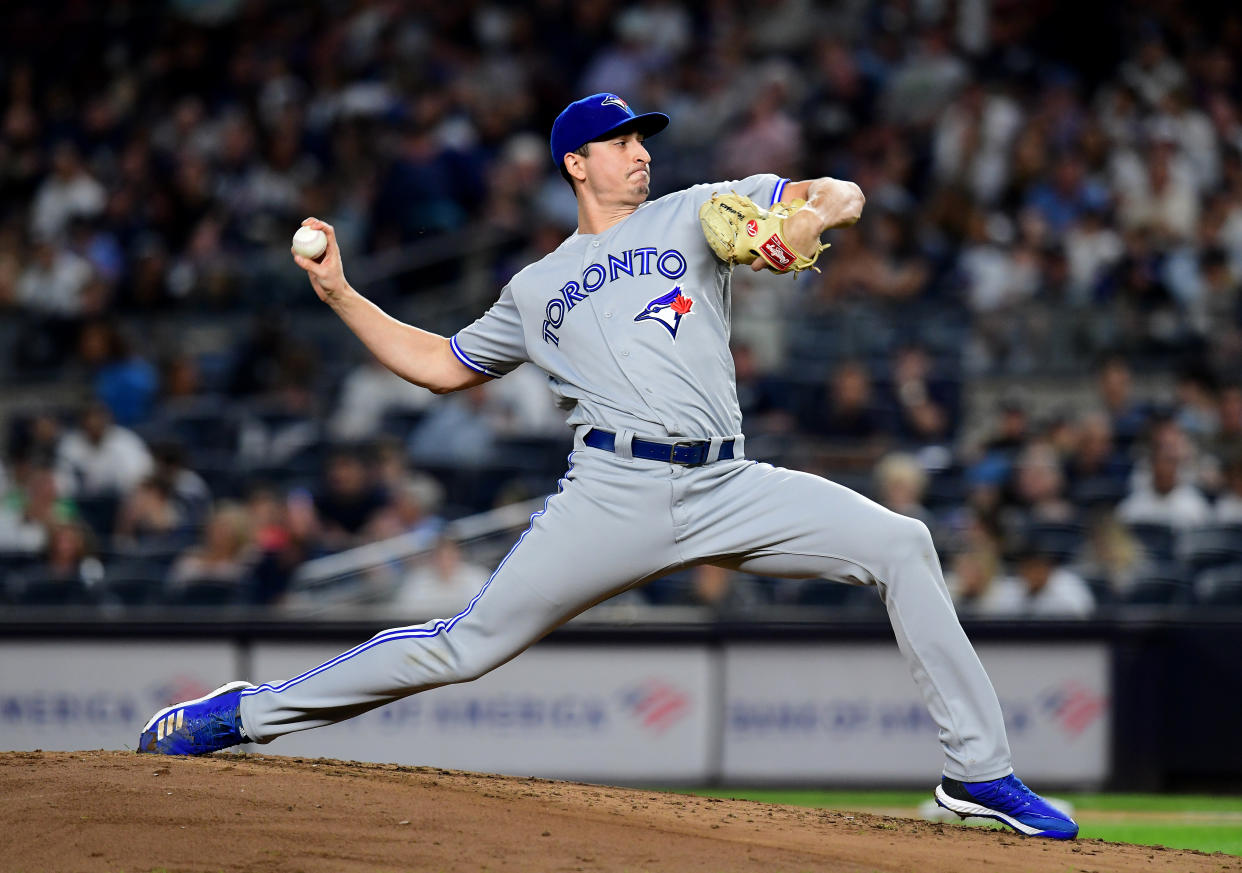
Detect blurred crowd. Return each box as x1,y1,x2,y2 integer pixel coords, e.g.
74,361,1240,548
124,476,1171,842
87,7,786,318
2,0,1242,614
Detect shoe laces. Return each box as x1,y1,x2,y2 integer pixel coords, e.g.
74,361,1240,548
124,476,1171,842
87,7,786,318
976,775,1035,810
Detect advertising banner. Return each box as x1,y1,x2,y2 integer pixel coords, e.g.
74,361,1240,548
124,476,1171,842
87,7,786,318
250,643,713,782
0,640,237,752
722,642,1110,785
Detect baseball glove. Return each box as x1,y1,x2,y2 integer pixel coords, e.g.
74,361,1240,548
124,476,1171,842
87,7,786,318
698,192,829,273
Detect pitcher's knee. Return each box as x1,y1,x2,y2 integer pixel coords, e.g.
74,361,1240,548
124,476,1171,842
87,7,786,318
884,515,938,572
422,642,508,686
451,650,503,684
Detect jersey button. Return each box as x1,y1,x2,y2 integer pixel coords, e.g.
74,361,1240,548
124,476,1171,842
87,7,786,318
604,311,613,318
620,350,630,357
592,241,600,247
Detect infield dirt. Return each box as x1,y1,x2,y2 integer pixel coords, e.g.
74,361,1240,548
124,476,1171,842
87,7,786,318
2,751,1238,873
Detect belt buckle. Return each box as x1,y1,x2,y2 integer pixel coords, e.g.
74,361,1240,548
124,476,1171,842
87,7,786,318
669,440,701,465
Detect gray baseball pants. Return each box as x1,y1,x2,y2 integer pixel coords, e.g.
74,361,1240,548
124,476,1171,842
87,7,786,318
239,429,1013,781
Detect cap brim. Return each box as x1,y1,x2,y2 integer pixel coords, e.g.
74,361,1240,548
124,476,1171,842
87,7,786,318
595,111,669,143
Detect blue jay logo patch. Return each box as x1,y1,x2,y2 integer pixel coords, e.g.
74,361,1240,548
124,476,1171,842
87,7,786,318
601,94,630,111
634,286,693,339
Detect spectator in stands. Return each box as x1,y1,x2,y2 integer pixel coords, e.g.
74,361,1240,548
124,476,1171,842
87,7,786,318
983,391,1030,457
407,388,498,468
329,356,435,442
392,535,490,617
1117,433,1211,529
874,453,934,529
1064,205,1124,306
168,503,253,590
151,443,212,527
1024,151,1108,235
946,545,1005,616
963,393,1030,507
312,448,388,549
1094,354,1150,451
687,564,769,612
29,142,105,242
1214,454,1242,523
15,235,96,317
1117,133,1200,242
244,486,310,606
6,519,103,603
1074,510,1154,600
728,342,793,437
887,343,955,447
0,464,71,554
6,412,62,471
1208,382,1242,462
77,319,158,427
367,474,445,542
481,363,566,438
236,344,323,469
1065,411,1132,504
802,360,891,446
1173,365,1220,442
984,536,1096,619
159,354,202,405
54,402,153,498
113,476,189,550
1005,442,1078,529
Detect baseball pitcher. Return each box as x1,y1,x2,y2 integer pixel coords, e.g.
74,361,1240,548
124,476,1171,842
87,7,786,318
139,93,1078,840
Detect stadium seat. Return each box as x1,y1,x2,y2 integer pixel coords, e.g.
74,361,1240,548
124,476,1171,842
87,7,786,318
101,560,169,607
165,579,241,607
1070,476,1129,507
10,574,95,606
0,550,39,580
379,408,427,438
1180,524,1242,575
924,469,967,511
1083,575,1116,607
1023,522,1086,563
1125,522,1178,563
74,494,121,539
1195,562,1242,606
1122,564,1193,605
102,576,167,607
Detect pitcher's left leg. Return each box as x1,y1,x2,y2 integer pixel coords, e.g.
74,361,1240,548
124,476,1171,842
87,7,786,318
684,461,1011,782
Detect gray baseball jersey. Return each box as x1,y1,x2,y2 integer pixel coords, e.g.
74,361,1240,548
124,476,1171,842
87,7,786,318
238,174,1015,784
450,173,788,439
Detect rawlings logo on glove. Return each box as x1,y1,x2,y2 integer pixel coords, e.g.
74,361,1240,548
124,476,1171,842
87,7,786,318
698,192,828,273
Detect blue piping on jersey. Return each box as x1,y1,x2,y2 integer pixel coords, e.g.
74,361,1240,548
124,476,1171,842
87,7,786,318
449,335,502,379
771,178,789,206
240,452,578,699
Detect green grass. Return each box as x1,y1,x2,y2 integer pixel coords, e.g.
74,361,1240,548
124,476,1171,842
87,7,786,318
679,789,1242,856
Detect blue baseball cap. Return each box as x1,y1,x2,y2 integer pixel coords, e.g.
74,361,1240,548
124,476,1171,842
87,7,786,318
550,93,669,169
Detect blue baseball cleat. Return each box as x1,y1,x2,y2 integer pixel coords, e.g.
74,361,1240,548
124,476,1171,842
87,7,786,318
138,681,254,755
934,774,1079,839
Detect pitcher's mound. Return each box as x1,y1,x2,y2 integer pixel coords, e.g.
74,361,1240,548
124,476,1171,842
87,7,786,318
2,751,1236,873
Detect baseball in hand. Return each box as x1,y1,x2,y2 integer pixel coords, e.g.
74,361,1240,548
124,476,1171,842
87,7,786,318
292,226,328,260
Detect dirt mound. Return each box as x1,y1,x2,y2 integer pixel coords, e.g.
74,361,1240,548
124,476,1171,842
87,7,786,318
1,751,1237,873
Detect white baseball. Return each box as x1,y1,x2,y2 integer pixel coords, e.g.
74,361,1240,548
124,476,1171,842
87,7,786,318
292,226,328,260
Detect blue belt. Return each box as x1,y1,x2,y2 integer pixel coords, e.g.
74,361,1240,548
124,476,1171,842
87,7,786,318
583,428,735,466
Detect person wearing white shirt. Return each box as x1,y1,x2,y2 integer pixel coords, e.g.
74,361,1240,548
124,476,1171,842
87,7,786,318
977,547,1095,619
1215,456,1242,523
393,536,490,618
55,403,154,497
1117,438,1211,529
